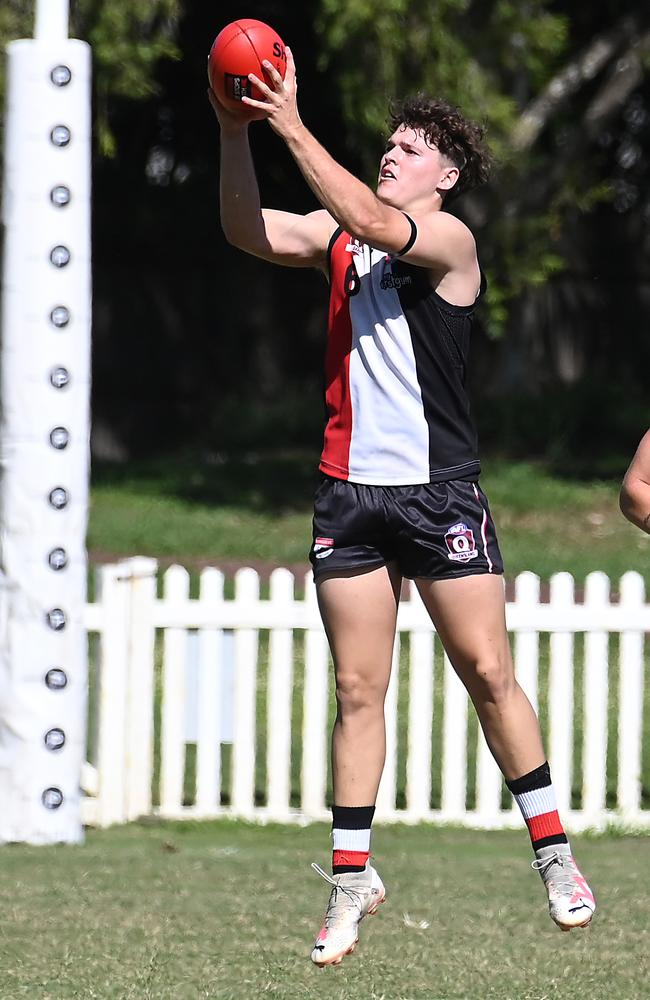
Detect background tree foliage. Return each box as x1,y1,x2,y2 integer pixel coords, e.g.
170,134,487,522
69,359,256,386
317,1,650,337
316,0,571,334
0,1,648,467
0,1,181,121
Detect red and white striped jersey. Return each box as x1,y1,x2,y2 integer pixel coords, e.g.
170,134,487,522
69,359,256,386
320,227,482,486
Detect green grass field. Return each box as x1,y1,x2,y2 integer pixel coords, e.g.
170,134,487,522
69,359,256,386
88,454,650,585
72,455,650,1000
1,821,648,1000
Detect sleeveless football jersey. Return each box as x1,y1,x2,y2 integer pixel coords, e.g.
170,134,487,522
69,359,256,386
319,227,483,486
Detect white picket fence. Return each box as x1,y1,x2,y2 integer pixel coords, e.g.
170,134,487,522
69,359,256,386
80,558,650,832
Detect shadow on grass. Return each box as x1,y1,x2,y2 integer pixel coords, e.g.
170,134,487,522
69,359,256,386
91,450,322,514
92,446,629,517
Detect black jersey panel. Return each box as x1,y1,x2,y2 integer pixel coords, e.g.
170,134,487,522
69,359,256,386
394,260,481,479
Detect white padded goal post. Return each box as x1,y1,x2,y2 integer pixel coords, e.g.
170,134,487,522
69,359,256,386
0,9,91,843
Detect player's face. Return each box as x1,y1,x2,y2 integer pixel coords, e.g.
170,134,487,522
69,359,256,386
376,125,456,209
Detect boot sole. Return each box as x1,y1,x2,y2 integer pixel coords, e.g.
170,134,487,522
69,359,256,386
556,915,593,932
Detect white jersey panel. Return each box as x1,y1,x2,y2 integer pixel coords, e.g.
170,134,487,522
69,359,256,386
347,245,431,485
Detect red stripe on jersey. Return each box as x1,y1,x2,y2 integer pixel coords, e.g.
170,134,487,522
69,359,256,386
320,232,353,479
332,849,369,868
526,810,565,842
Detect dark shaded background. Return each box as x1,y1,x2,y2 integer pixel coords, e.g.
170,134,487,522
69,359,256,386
88,2,650,472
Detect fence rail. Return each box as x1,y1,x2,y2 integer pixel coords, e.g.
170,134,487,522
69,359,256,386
81,559,650,832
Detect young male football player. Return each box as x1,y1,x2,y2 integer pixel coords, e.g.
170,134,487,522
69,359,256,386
210,47,595,966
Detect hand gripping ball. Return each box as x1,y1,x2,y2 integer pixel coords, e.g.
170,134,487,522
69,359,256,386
208,19,287,120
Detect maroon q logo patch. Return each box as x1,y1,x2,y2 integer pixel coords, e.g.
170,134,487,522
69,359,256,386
444,522,478,563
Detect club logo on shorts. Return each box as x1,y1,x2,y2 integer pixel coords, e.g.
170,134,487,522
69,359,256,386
313,536,335,560
444,522,478,563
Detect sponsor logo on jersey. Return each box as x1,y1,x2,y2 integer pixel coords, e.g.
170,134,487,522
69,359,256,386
444,522,478,562
345,239,364,256
380,270,412,290
313,537,335,560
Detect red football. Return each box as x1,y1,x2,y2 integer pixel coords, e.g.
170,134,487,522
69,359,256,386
208,19,287,120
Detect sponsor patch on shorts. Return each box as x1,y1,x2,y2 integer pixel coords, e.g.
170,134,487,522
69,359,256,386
313,537,335,560
444,521,478,563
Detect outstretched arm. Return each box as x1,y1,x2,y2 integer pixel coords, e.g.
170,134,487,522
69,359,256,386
620,430,650,533
243,50,475,273
211,89,334,270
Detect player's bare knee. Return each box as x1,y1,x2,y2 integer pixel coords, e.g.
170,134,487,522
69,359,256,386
335,671,386,717
469,655,515,706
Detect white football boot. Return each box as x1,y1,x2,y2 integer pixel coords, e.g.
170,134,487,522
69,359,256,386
532,844,596,931
310,862,386,966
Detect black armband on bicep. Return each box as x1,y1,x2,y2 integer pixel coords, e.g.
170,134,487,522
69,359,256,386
395,214,418,257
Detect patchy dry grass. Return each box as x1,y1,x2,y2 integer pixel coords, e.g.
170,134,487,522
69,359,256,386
0,822,648,999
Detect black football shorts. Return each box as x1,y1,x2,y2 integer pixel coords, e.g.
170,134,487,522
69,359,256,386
309,475,504,580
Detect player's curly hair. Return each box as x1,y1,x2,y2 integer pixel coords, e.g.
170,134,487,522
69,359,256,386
388,95,491,200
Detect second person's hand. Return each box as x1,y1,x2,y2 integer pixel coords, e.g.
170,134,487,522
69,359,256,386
207,86,250,135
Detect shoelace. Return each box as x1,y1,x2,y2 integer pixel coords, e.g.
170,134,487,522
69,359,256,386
531,852,580,897
311,862,365,929
311,862,339,887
